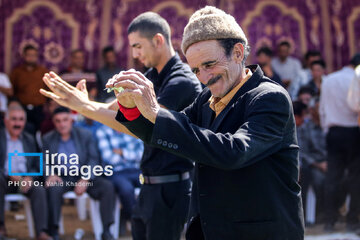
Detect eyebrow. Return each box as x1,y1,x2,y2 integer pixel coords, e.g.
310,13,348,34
202,60,217,66
131,43,140,48
191,60,217,73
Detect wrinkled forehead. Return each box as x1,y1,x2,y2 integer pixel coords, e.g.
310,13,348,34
8,110,26,119
185,40,225,66
53,112,71,121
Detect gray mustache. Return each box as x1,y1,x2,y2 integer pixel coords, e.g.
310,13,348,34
205,75,221,87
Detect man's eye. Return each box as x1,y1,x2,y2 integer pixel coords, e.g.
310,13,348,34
205,63,215,68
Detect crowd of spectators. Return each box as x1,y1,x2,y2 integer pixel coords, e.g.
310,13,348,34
0,38,360,238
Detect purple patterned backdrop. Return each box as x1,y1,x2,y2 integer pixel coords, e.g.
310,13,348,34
1,0,360,75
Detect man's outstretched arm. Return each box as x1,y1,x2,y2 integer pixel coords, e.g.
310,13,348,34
39,71,136,137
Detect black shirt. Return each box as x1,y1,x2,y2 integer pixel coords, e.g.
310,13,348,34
121,53,202,175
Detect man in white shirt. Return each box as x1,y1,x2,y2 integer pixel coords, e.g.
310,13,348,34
320,53,360,232
271,41,305,99
0,73,13,113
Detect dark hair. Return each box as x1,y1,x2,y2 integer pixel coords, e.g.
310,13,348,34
350,53,360,67
127,12,171,45
217,38,250,66
310,59,326,69
292,100,307,117
256,47,273,57
71,49,84,57
278,41,291,48
7,97,21,107
102,46,115,57
52,107,70,117
23,44,38,54
304,50,321,61
298,86,315,97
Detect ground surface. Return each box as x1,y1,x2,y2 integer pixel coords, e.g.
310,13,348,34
3,203,360,240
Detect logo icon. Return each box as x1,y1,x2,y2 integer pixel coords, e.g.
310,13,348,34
8,150,43,176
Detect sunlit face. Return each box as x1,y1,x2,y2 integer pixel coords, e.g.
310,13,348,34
104,51,117,66
278,45,290,60
311,64,325,80
307,55,321,67
23,49,38,66
186,40,243,98
128,31,159,68
4,110,26,138
53,112,73,136
71,51,85,69
299,93,312,106
257,53,271,67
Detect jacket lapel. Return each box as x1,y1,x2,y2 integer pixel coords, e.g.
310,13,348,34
210,95,240,132
21,134,31,153
210,65,263,132
71,128,83,165
0,129,6,170
49,133,60,164
201,101,215,128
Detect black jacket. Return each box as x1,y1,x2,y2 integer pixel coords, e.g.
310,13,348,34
117,65,304,240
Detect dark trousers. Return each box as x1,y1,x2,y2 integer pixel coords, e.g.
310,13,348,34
131,179,190,240
325,126,360,224
109,168,141,220
0,175,48,236
185,215,205,240
300,166,326,221
46,177,115,235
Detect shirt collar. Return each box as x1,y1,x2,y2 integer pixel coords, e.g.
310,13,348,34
5,128,22,141
209,68,253,116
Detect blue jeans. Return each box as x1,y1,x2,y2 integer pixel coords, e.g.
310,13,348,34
109,168,141,219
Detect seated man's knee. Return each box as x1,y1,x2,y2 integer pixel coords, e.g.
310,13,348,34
30,186,46,197
46,186,65,198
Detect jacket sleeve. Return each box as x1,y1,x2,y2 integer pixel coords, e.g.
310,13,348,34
83,131,100,168
26,134,40,173
118,90,293,170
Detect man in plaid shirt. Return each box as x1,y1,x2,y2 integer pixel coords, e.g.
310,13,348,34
96,125,143,235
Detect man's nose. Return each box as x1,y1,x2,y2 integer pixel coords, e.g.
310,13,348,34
132,49,140,59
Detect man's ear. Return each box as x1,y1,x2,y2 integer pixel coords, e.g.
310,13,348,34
152,33,165,48
232,42,244,64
